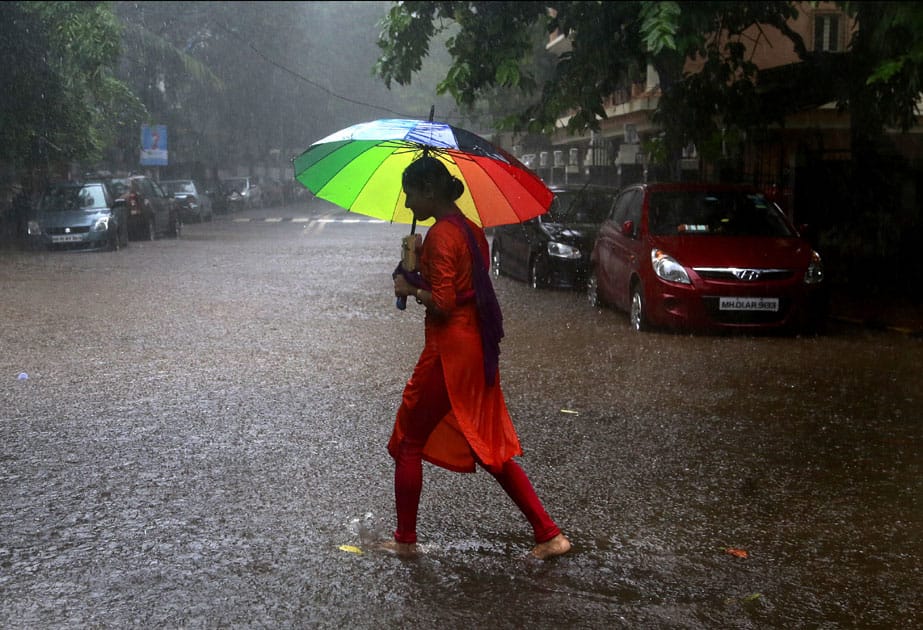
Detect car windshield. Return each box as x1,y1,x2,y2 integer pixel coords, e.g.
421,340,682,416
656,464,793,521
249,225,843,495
163,181,195,194
223,178,247,193
545,190,612,224
648,191,795,237
39,184,108,212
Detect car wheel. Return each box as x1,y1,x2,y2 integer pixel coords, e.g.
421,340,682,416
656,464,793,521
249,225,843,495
630,282,648,332
528,256,544,290
168,214,181,238
491,244,502,279
120,222,129,248
586,269,601,308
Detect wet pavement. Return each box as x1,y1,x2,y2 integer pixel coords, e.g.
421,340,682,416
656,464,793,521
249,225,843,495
1,199,921,628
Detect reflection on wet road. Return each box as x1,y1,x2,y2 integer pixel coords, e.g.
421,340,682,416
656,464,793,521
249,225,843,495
1,200,920,628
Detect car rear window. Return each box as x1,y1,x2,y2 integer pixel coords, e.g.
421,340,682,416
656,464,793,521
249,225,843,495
648,191,795,237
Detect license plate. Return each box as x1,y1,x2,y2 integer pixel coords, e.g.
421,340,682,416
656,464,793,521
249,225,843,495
51,234,84,243
719,297,779,311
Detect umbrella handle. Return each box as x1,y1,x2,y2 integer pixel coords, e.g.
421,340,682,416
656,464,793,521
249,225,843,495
395,217,417,311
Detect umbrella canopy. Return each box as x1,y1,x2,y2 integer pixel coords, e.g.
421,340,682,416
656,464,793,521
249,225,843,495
293,119,553,227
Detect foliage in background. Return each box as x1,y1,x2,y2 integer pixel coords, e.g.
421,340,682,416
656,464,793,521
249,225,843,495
110,1,463,175
376,1,921,159
0,1,143,177
1,1,465,181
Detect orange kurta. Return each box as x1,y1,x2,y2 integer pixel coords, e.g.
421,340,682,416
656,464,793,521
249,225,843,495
387,214,522,473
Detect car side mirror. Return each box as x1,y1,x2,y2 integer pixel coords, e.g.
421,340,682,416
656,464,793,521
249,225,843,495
621,220,635,237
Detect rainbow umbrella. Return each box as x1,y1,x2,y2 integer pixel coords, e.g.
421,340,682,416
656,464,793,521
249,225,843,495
292,118,552,227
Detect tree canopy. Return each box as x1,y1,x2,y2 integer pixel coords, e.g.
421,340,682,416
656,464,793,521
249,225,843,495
1,1,463,182
375,1,923,162
0,1,142,174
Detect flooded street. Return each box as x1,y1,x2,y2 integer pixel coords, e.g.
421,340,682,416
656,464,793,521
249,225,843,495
1,198,920,628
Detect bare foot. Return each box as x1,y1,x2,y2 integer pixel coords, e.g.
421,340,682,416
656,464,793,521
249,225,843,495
530,534,572,560
375,540,419,558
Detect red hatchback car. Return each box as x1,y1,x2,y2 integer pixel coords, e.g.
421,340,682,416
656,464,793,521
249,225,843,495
587,182,827,333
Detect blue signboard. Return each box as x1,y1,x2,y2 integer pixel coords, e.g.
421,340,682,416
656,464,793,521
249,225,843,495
140,124,168,166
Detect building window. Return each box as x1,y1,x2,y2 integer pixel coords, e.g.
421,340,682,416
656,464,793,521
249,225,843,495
814,14,840,52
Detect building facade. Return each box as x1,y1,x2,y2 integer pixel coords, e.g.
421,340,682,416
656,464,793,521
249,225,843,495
506,2,921,234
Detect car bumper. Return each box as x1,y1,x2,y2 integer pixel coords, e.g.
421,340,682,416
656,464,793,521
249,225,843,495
543,256,590,289
645,277,828,331
542,256,590,289
31,229,110,251
178,207,201,221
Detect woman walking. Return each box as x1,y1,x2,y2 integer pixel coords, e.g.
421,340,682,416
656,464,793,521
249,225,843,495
387,156,570,560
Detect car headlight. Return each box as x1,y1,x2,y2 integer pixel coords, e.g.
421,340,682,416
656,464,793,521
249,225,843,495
93,216,110,232
547,241,581,259
804,250,824,284
651,249,691,284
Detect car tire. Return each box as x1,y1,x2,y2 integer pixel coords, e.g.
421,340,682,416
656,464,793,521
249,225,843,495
120,222,129,248
528,256,544,290
491,244,502,279
586,269,601,308
167,214,181,239
630,282,648,332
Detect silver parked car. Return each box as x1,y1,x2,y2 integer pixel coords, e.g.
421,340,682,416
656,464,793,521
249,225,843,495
222,177,261,211
162,179,213,222
27,182,129,251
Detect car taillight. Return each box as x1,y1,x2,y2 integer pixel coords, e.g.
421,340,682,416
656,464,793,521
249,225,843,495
128,193,140,214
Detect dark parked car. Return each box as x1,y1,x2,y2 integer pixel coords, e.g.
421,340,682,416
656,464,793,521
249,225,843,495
491,185,617,289
261,178,284,207
587,182,827,333
26,182,129,251
108,176,180,240
161,179,213,223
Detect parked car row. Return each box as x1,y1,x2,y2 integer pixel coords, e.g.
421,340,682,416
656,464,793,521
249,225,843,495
26,175,296,252
492,181,827,335
27,175,182,250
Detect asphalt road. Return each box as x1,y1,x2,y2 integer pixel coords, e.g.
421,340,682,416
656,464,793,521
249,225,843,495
1,199,921,628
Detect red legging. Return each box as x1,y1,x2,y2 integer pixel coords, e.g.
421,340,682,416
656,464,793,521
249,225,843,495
392,357,560,545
